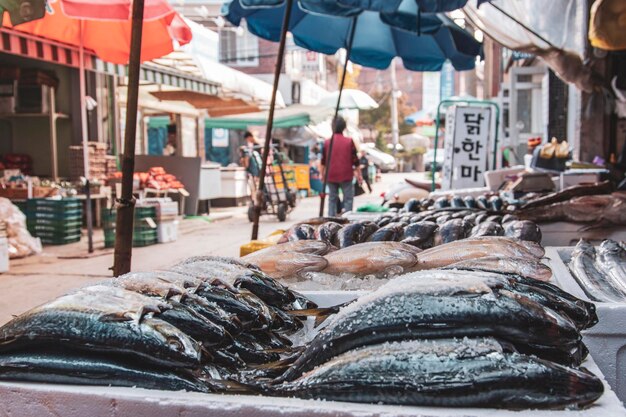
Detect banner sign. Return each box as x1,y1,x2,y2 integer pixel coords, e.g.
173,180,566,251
442,106,493,190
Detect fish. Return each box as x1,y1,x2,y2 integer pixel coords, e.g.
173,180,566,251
489,196,504,211
136,271,260,326
435,214,452,225
433,196,450,209
474,213,488,223
521,180,613,209
470,221,504,237
402,198,420,213
278,224,315,243
375,216,393,227
430,269,596,333
298,216,349,226
476,196,489,210
596,239,626,291
415,236,543,270
517,193,626,224
76,285,231,346
401,221,438,248
450,196,465,208
569,239,626,302
359,221,380,242
313,222,343,243
0,351,212,393
501,214,519,225
333,223,366,248
242,242,330,280
275,338,603,409
0,303,202,368
366,222,404,242
278,272,581,381
463,196,477,208
445,256,553,282
433,219,466,245
323,242,420,277
505,220,542,243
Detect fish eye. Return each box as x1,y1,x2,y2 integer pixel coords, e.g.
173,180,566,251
167,337,183,351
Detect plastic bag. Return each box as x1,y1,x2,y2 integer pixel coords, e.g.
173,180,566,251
0,198,42,259
589,0,626,51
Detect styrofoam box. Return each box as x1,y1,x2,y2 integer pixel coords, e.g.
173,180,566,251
0,290,623,417
157,220,179,244
546,247,626,405
539,222,626,247
220,168,249,199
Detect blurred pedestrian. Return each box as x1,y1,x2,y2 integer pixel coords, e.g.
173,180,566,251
359,150,373,193
321,116,361,216
240,131,261,194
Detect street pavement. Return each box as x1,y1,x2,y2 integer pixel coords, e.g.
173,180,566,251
0,173,409,325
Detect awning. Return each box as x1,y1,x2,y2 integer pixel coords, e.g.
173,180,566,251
0,27,219,95
205,104,334,130
152,18,284,108
149,90,260,117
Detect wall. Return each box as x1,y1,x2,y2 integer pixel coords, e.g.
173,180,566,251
0,53,77,178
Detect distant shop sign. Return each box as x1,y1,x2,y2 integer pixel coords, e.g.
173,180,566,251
442,106,493,190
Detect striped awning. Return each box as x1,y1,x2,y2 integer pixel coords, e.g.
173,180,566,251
0,27,219,95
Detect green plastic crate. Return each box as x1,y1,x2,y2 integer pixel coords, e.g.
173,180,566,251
26,198,82,213
40,234,81,245
103,227,157,248
26,220,83,234
26,210,82,220
32,228,82,239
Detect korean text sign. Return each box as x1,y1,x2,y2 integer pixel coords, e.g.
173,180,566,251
442,106,492,190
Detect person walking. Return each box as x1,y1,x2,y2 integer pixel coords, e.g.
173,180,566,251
358,150,373,193
321,117,361,216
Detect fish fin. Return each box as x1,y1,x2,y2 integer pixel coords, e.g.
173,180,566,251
99,312,134,322
135,305,162,323
200,345,215,361
249,356,297,371
165,288,184,300
202,378,262,394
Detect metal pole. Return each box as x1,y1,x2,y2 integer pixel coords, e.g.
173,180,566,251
251,0,293,241
390,58,399,161
113,0,144,276
79,20,94,253
318,17,357,217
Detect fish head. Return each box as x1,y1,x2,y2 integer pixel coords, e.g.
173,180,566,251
148,318,201,362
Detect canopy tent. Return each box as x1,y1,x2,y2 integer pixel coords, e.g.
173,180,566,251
204,104,334,130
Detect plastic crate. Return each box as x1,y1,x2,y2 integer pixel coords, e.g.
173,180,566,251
27,219,82,233
39,234,81,245
26,198,82,213
33,229,82,239
104,227,157,248
26,210,82,220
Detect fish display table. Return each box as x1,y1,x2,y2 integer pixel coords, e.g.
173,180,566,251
1,290,623,417
546,246,626,404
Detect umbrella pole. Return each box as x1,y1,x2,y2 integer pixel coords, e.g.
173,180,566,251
251,0,294,241
318,16,357,217
113,0,145,276
79,20,94,254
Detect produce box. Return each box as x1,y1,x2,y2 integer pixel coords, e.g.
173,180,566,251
546,247,626,404
0,287,621,417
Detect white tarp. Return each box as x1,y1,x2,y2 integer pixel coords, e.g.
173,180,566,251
463,0,598,92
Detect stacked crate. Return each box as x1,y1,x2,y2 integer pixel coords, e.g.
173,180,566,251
26,198,82,245
69,142,115,181
103,205,158,248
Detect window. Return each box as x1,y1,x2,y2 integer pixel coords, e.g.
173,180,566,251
219,24,259,67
